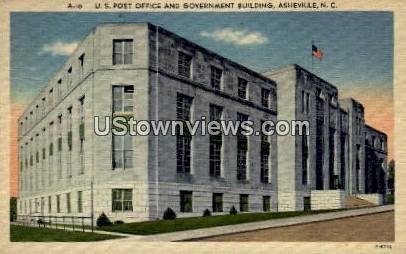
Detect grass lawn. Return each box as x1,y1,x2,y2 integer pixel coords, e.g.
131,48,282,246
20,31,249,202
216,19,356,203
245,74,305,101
10,225,124,242
99,209,341,235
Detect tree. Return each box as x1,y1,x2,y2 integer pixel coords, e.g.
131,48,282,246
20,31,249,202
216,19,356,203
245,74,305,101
388,159,395,194
10,197,17,222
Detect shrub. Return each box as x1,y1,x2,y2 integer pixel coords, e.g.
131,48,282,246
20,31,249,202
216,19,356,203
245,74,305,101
97,212,112,227
229,205,238,215
203,209,212,217
114,220,124,225
163,207,176,220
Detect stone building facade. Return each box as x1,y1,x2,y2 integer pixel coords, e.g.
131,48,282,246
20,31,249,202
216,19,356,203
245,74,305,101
17,23,388,223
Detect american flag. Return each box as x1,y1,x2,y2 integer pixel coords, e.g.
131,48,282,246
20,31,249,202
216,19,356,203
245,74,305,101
312,44,323,60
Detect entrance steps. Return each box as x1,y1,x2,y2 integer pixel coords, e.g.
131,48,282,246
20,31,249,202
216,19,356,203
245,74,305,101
345,196,376,209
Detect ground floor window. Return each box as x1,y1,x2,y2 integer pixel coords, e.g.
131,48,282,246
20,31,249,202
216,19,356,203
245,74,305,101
48,196,52,213
41,197,45,214
239,194,249,212
34,198,38,213
112,189,133,212
56,195,61,213
263,196,271,212
304,197,311,211
66,193,71,213
77,191,83,213
180,191,193,212
212,193,223,212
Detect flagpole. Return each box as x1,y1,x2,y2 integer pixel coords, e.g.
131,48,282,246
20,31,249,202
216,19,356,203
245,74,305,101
311,40,314,72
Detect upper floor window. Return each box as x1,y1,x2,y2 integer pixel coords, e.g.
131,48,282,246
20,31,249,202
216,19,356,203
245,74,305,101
79,53,85,68
113,85,134,113
67,67,72,86
57,79,62,98
238,78,248,99
261,88,270,108
211,66,222,90
113,39,133,65
178,51,192,78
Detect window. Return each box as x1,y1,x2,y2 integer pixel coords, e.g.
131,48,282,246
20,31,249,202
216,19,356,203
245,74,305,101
210,105,223,177
66,193,71,213
237,113,248,181
263,196,271,212
79,96,85,174
112,189,133,212
304,197,311,211
113,133,133,169
306,93,310,114
180,191,193,213
261,88,270,108
210,66,222,90
67,106,73,176
56,195,61,213
79,53,85,73
57,79,62,98
176,94,193,174
77,191,83,213
49,89,53,107
49,122,54,185
238,78,248,99
302,91,310,114
212,193,223,212
113,39,133,65
178,51,192,78
356,144,361,191
67,67,72,86
261,120,270,183
48,196,52,213
302,125,309,185
113,85,134,113
57,115,63,179
239,194,249,212
112,86,134,170
40,197,45,214
41,97,46,116
35,198,38,213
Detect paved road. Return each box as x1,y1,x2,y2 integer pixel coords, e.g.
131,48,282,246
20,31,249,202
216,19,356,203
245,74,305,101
196,211,394,242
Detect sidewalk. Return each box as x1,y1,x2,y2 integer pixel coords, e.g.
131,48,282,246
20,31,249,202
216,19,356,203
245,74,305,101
14,205,394,242
106,205,393,242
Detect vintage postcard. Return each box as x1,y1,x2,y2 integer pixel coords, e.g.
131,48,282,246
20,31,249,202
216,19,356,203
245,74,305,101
0,0,404,253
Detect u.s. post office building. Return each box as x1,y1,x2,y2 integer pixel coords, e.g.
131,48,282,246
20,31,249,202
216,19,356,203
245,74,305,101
17,23,388,222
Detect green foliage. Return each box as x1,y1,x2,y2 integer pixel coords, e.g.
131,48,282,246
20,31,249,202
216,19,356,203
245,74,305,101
114,220,124,225
388,159,395,194
203,209,212,217
100,209,341,235
10,225,122,242
386,194,394,204
96,212,112,227
10,197,17,222
229,205,238,215
163,207,176,220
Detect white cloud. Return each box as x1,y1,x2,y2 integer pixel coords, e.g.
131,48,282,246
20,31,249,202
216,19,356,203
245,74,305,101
200,28,268,46
40,41,79,56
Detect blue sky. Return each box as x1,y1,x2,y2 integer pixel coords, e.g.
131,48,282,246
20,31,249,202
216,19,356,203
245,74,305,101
11,12,393,105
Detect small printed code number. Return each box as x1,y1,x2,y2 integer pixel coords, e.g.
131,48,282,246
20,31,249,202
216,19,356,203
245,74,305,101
375,244,392,249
